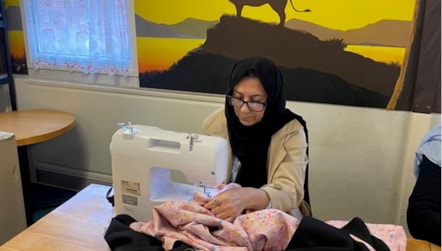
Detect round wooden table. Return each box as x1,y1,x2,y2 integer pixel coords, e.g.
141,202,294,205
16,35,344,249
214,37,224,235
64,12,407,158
0,109,75,226
0,109,75,146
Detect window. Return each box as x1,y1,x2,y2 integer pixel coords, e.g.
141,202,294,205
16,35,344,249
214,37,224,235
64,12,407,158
21,0,138,87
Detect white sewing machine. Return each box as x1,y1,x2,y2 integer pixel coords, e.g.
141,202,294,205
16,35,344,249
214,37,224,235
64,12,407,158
110,123,228,222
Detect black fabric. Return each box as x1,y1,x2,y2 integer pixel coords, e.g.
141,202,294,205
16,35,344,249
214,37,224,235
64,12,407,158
340,217,390,251
104,214,195,251
285,216,390,251
225,57,306,192
104,214,390,251
407,155,441,245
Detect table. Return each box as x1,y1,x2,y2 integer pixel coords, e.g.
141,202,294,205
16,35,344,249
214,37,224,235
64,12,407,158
0,184,113,251
407,238,441,251
0,109,75,226
0,109,75,146
0,183,438,251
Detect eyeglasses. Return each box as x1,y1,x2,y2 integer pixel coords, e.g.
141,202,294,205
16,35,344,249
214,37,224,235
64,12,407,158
227,95,266,112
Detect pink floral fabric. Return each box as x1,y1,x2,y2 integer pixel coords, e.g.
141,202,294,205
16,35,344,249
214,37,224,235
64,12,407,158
131,201,299,251
129,185,407,251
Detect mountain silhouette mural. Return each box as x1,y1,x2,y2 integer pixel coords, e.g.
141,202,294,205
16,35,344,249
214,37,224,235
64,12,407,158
140,15,400,108
135,13,410,47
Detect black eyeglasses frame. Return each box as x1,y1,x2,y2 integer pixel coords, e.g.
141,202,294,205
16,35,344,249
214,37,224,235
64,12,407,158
226,95,267,112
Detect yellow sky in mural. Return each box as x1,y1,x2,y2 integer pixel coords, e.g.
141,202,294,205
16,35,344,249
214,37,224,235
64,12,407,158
6,0,416,72
135,0,416,30
4,0,19,6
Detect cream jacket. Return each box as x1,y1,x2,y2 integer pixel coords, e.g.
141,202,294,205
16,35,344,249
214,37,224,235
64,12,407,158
202,108,311,217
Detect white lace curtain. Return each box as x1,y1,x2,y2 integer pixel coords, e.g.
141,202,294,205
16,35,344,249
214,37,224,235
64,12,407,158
22,0,130,76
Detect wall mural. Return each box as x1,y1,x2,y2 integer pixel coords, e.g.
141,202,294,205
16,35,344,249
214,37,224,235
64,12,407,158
135,0,416,109
5,0,27,75
5,0,417,110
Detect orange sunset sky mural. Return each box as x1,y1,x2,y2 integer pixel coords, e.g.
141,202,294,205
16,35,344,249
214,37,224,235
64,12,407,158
134,0,416,72
4,1,21,53
4,0,418,110
4,0,416,74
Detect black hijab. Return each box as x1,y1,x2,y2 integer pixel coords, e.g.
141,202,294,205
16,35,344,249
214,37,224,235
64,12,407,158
225,57,308,190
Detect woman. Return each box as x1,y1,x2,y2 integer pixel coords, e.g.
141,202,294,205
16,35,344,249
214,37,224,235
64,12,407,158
407,124,441,245
203,56,311,222
105,57,394,250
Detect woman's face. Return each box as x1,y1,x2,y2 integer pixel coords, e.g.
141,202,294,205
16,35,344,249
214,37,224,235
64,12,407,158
231,77,267,126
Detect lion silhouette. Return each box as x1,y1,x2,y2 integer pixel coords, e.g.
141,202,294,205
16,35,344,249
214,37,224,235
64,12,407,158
229,0,311,26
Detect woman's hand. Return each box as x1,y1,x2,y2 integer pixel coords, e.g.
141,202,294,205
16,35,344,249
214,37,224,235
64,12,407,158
204,187,247,222
204,186,270,222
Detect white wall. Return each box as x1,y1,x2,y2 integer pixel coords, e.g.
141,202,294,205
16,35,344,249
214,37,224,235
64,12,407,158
10,76,441,234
